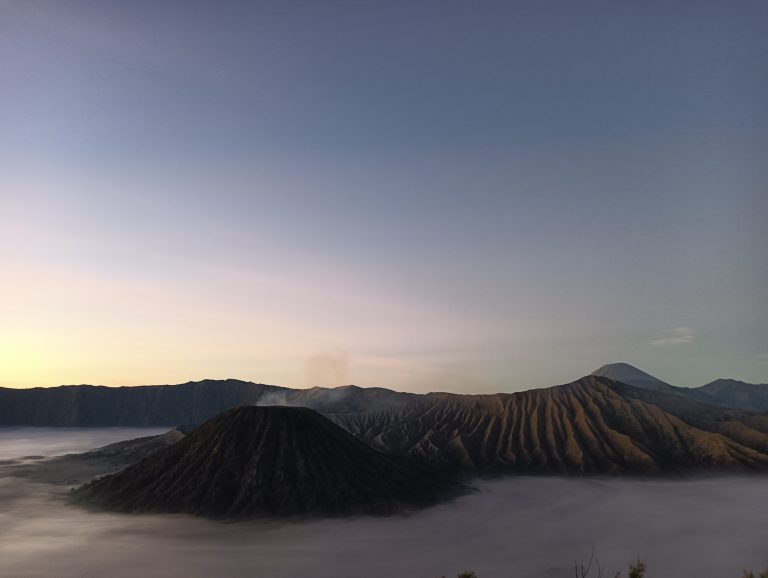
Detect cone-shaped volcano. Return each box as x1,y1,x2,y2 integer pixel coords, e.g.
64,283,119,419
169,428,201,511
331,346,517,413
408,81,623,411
73,405,461,518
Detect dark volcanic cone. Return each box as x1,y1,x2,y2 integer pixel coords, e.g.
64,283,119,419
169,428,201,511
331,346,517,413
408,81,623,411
73,406,462,518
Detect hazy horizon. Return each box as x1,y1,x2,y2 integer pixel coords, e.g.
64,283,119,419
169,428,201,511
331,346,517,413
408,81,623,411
2,1,767,392
0,360,762,393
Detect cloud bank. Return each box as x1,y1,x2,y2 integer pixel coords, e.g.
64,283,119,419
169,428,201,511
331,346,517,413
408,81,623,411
1,430,768,578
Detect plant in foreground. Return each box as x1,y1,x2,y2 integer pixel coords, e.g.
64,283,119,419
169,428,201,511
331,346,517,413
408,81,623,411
741,570,768,578
443,558,768,577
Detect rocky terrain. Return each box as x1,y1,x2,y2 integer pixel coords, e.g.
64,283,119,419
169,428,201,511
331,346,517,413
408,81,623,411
333,376,768,474
51,375,768,483
4,365,768,482
73,406,463,518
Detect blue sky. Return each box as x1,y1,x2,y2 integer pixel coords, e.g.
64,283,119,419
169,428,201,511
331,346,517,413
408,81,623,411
1,0,766,390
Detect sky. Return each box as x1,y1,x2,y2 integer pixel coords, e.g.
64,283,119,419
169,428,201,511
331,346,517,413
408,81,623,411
1,0,766,392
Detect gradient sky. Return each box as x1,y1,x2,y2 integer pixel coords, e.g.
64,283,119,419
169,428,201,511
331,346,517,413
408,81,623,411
1,0,766,391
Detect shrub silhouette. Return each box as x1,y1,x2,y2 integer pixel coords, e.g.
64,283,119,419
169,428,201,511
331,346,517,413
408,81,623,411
626,560,647,578
444,559,768,577
571,547,650,578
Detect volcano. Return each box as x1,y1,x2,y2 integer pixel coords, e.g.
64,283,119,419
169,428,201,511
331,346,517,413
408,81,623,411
73,405,462,518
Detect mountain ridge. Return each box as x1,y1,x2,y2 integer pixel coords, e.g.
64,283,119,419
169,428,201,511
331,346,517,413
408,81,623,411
332,376,768,474
2,365,767,426
590,362,768,412
0,379,415,426
6,372,768,481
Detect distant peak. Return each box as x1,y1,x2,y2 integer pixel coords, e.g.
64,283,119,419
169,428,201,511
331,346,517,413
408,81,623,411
592,362,650,376
179,378,261,387
591,363,674,391
700,377,767,389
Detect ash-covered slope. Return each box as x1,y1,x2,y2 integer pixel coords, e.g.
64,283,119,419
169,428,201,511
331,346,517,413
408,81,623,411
333,376,768,474
74,406,461,518
79,424,195,464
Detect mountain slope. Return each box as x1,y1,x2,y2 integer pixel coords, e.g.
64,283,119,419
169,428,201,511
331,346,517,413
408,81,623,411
590,363,768,412
686,379,768,412
73,406,462,518
591,363,678,393
332,376,768,474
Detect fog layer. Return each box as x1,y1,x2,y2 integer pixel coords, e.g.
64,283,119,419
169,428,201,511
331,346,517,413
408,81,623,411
1,429,767,578
0,427,168,460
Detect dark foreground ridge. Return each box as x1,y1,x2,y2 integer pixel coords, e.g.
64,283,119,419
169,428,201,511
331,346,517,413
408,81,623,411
73,405,464,519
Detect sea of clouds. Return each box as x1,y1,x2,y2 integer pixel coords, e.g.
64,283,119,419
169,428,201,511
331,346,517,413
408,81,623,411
0,429,766,578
